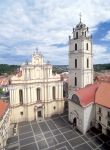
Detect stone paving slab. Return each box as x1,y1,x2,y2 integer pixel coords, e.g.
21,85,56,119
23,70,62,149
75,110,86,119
55,134,66,143
46,137,57,147
69,137,85,147
74,143,92,150
19,125,32,134
35,134,44,141
20,137,35,147
52,129,61,135
39,121,50,132
7,136,18,144
44,131,53,138
63,131,79,140
19,132,33,140
18,121,30,127
20,143,38,150
37,140,48,149
46,120,57,130
31,123,42,135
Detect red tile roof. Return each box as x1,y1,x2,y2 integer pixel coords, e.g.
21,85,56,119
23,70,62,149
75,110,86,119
73,82,110,108
0,101,9,119
95,82,110,108
0,78,9,86
95,75,110,83
75,84,98,107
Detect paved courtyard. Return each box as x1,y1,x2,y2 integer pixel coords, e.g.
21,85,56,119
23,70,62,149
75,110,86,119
7,115,110,150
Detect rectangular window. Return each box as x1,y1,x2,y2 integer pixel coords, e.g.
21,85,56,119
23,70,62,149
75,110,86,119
75,43,77,50
75,59,77,68
108,121,110,127
75,77,77,86
76,32,78,39
99,116,101,121
99,107,101,113
37,88,41,101
87,59,89,68
86,43,88,50
52,86,56,100
19,89,23,105
108,112,110,117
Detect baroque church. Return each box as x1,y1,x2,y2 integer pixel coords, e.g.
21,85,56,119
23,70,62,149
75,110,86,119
68,17,110,136
9,51,64,123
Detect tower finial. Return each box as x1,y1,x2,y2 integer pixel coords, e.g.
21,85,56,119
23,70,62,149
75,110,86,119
36,47,38,53
79,12,82,23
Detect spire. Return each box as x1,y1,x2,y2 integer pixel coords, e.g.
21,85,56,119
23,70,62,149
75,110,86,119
36,47,38,54
79,12,82,23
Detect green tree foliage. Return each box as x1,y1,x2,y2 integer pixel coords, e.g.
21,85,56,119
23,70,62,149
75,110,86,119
0,64,19,75
0,64,110,75
0,88,4,94
94,64,110,72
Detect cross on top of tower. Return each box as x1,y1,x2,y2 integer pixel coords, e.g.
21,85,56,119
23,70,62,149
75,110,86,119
36,48,38,53
79,12,82,23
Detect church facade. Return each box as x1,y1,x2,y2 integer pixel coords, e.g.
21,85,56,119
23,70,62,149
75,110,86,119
9,51,64,123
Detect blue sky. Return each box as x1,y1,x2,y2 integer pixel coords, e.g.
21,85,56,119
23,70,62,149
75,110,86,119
0,0,110,65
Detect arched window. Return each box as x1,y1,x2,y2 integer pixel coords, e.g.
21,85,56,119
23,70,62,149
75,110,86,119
76,32,78,39
86,43,88,50
19,89,23,105
85,31,86,37
87,59,89,68
75,43,77,50
36,88,41,101
75,59,77,68
52,86,56,100
75,77,77,86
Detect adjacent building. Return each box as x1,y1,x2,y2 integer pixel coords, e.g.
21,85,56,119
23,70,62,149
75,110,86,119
69,82,110,135
68,18,110,136
9,50,64,123
0,101,10,150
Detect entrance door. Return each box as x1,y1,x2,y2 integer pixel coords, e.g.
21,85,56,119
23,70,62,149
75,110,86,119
38,111,42,118
98,123,102,132
73,117,77,127
107,129,110,136
36,108,44,122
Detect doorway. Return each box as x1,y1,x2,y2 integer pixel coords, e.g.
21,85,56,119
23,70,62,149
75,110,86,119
98,123,102,132
73,117,77,127
106,129,110,137
38,111,42,118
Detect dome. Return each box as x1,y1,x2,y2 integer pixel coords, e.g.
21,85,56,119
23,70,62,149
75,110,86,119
76,21,86,29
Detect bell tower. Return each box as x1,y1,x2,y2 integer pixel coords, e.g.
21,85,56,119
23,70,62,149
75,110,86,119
68,15,93,96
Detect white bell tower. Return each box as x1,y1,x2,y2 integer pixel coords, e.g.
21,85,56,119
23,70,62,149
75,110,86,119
69,15,93,95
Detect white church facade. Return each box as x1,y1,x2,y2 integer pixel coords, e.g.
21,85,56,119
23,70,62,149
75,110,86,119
9,51,64,123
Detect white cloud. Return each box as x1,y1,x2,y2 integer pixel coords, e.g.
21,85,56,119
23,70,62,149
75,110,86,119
0,0,110,64
93,44,110,64
102,30,110,41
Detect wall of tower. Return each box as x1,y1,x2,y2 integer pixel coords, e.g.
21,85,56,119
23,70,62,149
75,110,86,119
68,22,93,95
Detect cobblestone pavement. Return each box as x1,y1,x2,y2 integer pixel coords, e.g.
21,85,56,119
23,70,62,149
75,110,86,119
7,115,110,150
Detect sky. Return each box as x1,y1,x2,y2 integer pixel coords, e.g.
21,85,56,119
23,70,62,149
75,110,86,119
0,0,110,65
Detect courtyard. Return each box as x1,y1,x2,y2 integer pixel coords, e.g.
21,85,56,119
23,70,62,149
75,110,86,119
7,114,110,150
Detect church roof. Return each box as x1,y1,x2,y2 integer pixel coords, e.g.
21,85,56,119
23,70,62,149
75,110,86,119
71,82,110,108
75,84,98,107
95,82,110,108
0,101,9,119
